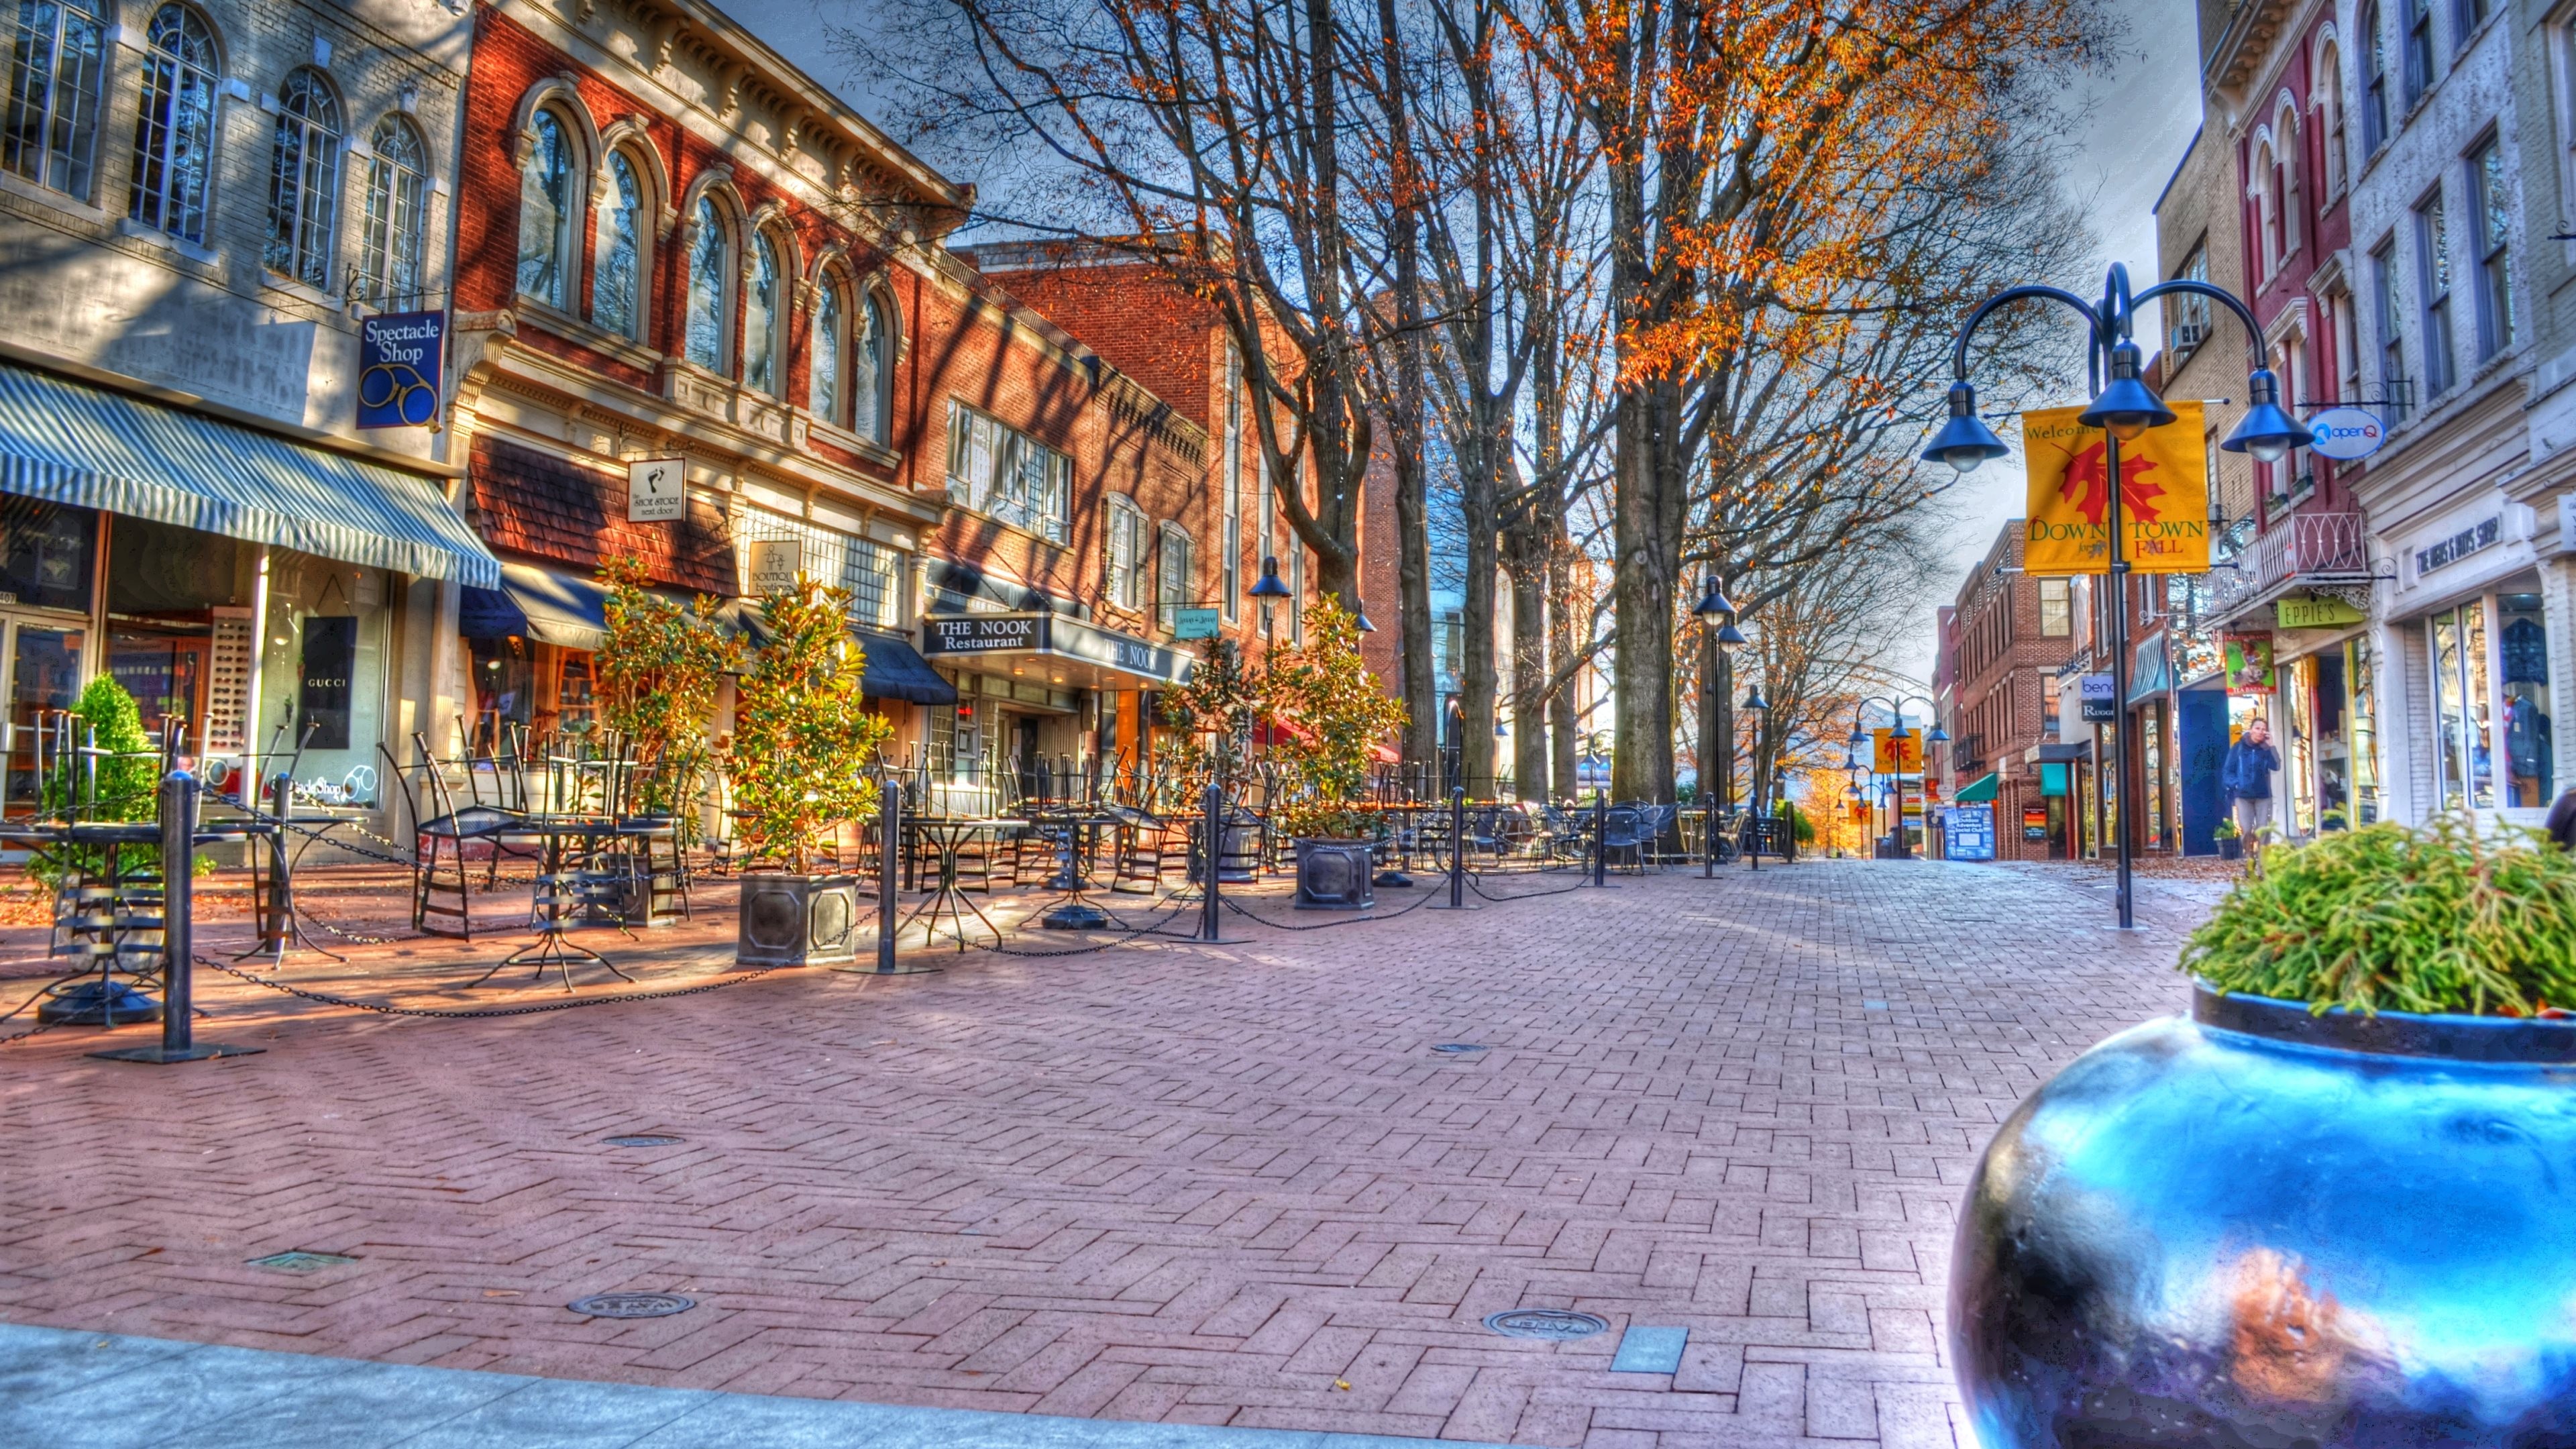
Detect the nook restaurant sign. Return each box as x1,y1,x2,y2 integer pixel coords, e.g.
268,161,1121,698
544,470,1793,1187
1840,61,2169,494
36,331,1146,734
923,614,1041,653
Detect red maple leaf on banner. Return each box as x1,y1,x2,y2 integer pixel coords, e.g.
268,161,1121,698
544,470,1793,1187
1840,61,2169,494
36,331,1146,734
2059,439,2168,525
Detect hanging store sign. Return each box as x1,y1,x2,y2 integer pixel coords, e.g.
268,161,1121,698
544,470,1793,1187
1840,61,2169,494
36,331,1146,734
299,615,358,749
2079,673,2116,722
923,614,1042,653
2224,633,2276,694
2275,594,2366,630
2304,406,2385,461
1872,728,1922,774
356,311,445,429
1173,607,1220,640
628,458,686,522
748,538,803,596
2021,400,2210,575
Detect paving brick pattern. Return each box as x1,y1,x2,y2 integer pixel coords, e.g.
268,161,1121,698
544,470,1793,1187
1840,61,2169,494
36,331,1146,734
0,862,2208,1446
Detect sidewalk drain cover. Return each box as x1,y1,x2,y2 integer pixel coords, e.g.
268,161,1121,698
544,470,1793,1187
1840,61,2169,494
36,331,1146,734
1483,1308,1609,1340
603,1135,684,1147
1432,1043,1489,1054
248,1251,356,1274
568,1293,695,1319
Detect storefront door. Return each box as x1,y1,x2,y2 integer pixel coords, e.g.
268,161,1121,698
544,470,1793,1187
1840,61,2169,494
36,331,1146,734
3,614,89,805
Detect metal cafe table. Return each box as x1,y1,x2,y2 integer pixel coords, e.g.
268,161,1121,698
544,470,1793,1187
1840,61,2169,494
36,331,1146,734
902,817,1024,951
1020,804,1145,929
0,816,258,1024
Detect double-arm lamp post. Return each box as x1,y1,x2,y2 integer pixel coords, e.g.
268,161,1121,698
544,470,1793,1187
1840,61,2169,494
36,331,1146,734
1848,696,1944,859
1922,263,2311,926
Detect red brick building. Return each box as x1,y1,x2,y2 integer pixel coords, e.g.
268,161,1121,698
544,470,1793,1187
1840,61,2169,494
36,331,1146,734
449,0,1282,804
1941,522,2081,859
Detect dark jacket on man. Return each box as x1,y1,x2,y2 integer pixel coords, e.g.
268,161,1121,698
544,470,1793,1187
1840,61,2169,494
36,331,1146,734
2550,789,2576,852
2222,737,2280,801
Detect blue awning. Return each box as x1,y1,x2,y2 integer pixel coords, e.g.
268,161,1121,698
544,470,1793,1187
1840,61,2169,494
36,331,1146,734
460,564,610,649
716,602,958,706
0,362,500,588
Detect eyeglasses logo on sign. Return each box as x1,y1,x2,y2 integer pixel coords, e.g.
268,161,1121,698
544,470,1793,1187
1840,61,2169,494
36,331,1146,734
357,311,445,429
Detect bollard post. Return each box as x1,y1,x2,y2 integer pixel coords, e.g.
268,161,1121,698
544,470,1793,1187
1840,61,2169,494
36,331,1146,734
1199,780,1238,943
1589,792,1609,888
1432,788,1479,910
95,771,259,1063
876,777,900,972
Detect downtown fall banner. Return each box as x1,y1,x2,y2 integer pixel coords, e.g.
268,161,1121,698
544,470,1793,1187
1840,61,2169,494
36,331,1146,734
2021,400,2210,575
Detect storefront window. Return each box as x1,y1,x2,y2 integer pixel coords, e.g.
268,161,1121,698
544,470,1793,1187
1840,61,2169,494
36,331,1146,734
468,635,533,755
555,653,596,735
2346,638,2379,824
2284,656,2316,837
0,499,95,612
5,622,83,804
2500,593,2555,807
2429,602,2496,811
2142,703,2167,848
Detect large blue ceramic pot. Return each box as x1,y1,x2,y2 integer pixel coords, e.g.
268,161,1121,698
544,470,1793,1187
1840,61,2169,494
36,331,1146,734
1952,984,2576,1448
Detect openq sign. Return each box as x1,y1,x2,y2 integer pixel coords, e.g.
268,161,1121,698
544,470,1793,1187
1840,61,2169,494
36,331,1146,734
2021,400,2210,576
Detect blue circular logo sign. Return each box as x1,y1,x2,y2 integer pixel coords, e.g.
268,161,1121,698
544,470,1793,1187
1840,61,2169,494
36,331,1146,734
2306,406,2385,461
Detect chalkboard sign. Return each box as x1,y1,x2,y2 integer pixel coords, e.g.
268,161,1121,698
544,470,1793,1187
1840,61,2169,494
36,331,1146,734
299,616,357,750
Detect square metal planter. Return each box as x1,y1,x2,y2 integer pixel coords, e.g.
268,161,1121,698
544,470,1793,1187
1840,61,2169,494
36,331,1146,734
737,873,861,966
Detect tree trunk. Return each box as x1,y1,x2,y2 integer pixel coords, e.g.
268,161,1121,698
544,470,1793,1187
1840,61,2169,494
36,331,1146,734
1547,532,1578,800
1458,429,1499,796
1506,534,1548,799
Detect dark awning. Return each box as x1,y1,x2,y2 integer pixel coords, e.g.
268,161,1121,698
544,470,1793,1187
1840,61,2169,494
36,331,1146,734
1954,771,2000,804
716,602,957,705
459,564,610,650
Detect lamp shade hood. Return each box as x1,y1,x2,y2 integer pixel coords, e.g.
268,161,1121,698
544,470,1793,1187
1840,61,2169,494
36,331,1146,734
1923,381,2009,473
2220,368,2313,463
1248,555,1292,598
2078,341,2176,439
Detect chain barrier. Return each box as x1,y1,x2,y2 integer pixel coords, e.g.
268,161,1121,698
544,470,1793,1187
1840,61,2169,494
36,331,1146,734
1464,867,1587,903
0,978,64,1047
195,955,791,1020
1219,883,1440,931
981,899,1199,958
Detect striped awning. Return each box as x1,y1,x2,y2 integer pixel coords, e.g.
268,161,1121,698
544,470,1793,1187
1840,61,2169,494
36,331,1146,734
0,362,500,588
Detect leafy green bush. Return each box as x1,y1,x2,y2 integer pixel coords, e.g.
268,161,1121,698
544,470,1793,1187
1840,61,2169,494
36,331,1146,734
35,677,160,885
2182,817,2576,1016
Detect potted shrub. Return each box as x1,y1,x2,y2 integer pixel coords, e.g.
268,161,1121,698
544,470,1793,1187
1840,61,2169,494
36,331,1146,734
2211,814,2241,860
724,577,891,967
1159,637,1266,879
596,556,739,920
1951,818,2576,1448
1260,599,1405,909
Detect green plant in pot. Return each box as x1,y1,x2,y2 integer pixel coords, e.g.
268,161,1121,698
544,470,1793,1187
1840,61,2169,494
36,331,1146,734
725,576,890,966
2210,815,2241,859
595,555,740,844
1258,598,1405,908
1951,818,2576,1447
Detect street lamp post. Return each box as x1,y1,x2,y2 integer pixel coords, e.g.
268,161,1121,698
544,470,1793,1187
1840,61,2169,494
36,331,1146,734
1848,696,1945,860
1925,264,2310,926
1693,576,1748,877
1740,682,1769,868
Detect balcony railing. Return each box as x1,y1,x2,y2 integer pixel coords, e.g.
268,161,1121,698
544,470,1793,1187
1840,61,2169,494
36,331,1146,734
2196,508,2370,623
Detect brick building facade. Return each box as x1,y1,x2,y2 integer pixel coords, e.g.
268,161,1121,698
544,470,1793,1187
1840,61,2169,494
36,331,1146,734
1941,522,2080,859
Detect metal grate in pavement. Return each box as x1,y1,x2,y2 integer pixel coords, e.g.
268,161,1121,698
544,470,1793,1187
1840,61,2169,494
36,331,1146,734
1482,1308,1608,1340
568,1292,695,1319
1430,1043,1489,1054
247,1251,357,1274
1609,1325,1688,1373
602,1134,684,1147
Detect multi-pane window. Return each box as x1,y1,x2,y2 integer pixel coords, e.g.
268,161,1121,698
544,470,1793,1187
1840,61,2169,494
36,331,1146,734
2361,3,2388,152
516,110,574,307
1106,496,1147,609
4,0,103,197
2453,0,2488,36
2372,238,2404,402
684,195,728,372
1221,348,1242,621
127,4,215,243
2254,143,2282,275
853,293,888,443
743,231,782,396
2037,578,2071,637
1159,525,1191,631
2320,47,2345,195
2428,601,2492,810
357,116,425,307
2416,191,2455,394
2469,138,2512,360
264,68,340,290
810,282,843,423
843,535,899,629
2403,0,2433,106
2165,241,2210,359
592,151,642,338
945,402,1070,543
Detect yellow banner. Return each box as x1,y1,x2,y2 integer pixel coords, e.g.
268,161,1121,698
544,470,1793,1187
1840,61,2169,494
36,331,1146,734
2022,400,2210,574
1873,729,1923,774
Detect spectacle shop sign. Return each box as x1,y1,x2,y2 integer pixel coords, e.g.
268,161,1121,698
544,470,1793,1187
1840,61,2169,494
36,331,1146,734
356,311,445,429
2021,400,2210,575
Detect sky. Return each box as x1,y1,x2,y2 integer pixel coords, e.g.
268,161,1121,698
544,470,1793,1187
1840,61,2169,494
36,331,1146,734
710,0,2203,689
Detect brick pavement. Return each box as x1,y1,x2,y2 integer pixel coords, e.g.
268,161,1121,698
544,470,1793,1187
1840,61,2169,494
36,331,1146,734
0,861,2205,1446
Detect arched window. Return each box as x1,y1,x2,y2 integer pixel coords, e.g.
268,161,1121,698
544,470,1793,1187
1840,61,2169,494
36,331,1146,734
517,109,575,307
4,0,107,197
2318,45,2346,196
743,230,782,395
592,150,643,337
358,115,425,306
2360,5,2387,152
264,68,340,288
2274,107,2301,260
809,280,843,423
2252,140,2279,274
127,4,215,242
853,291,890,443
684,195,728,372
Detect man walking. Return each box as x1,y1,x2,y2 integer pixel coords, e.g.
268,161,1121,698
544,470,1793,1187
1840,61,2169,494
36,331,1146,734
2223,716,2282,842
